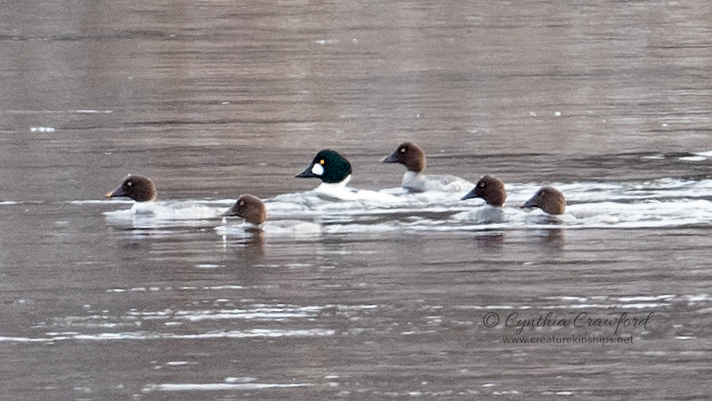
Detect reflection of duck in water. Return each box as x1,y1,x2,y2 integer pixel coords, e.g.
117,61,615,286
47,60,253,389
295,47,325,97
106,175,157,202
382,142,473,193
535,228,565,250
459,175,507,223
521,187,566,215
220,194,322,236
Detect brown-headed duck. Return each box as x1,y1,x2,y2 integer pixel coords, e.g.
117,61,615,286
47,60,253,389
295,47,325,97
382,142,473,193
221,194,323,235
106,175,157,202
462,175,507,207
223,194,267,225
522,186,566,215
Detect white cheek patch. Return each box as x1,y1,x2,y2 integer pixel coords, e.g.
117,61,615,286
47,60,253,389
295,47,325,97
311,163,324,176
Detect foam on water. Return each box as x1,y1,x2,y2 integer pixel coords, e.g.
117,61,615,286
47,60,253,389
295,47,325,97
102,178,712,232
103,201,225,228
215,219,324,237
146,382,313,392
0,329,335,343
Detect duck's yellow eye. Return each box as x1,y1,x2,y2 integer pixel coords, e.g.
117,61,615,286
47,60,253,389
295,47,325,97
319,159,325,165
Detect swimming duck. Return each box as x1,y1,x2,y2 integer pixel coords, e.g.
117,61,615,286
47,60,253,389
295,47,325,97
297,149,399,203
296,149,352,184
522,186,566,215
105,175,157,202
104,175,224,224
220,194,323,235
223,194,267,225
382,142,473,193
461,175,507,207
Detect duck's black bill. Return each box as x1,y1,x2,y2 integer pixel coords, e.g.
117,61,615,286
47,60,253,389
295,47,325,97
520,199,538,209
381,152,398,163
461,188,478,201
106,186,127,199
220,203,239,217
296,166,318,178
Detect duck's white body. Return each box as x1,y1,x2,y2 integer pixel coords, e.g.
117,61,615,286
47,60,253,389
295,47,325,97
401,171,473,193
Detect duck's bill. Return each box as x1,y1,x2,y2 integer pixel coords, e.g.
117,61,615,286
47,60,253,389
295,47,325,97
520,198,538,209
381,151,398,163
461,188,478,201
106,187,126,198
220,204,239,217
295,165,318,178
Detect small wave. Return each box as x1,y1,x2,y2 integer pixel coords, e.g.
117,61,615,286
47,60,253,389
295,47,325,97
216,219,324,237
463,293,700,311
104,201,224,228
146,382,313,392
99,178,712,232
0,328,335,344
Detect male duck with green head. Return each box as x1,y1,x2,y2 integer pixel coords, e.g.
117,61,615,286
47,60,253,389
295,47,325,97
296,149,398,203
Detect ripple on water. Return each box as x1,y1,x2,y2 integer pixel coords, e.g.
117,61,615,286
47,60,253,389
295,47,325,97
92,178,712,233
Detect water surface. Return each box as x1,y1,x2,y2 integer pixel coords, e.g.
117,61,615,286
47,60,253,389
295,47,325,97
1,0,712,400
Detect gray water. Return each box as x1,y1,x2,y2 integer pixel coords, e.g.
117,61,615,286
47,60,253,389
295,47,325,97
2,1,712,400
